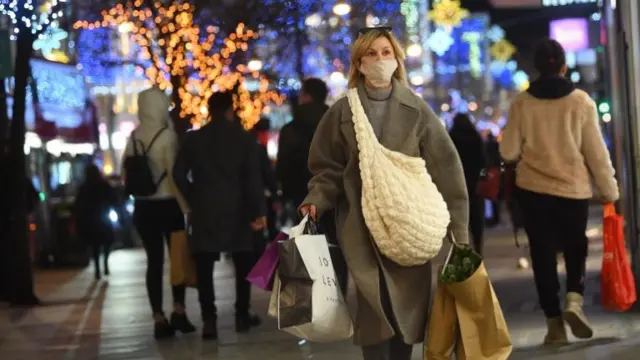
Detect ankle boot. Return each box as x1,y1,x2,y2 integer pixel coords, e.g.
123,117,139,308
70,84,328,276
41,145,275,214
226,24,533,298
154,317,175,339
235,313,262,333
202,318,218,340
170,312,196,334
543,317,568,346
564,292,593,339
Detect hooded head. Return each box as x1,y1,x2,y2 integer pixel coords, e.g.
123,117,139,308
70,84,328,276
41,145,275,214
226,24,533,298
137,87,171,127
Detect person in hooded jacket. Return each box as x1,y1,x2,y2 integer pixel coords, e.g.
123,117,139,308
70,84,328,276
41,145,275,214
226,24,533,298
449,113,487,255
500,38,619,346
122,87,196,339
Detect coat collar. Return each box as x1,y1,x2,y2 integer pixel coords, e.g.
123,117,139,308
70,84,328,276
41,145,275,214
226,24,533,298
354,78,421,151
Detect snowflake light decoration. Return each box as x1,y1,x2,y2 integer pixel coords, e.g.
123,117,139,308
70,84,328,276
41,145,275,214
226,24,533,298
487,25,505,43
490,39,516,62
513,70,530,91
427,27,455,56
33,27,68,58
428,0,469,29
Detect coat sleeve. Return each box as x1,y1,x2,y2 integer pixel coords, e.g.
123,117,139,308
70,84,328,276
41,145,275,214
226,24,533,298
420,107,470,245
164,130,190,213
275,125,293,186
243,136,267,220
172,133,194,212
120,135,132,180
259,145,278,197
302,104,347,218
500,100,523,162
582,101,620,203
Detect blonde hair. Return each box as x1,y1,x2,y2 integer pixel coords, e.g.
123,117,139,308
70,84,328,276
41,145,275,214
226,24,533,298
347,29,408,89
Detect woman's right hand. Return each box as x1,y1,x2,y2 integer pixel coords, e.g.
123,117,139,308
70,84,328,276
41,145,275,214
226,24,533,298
299,204,317,221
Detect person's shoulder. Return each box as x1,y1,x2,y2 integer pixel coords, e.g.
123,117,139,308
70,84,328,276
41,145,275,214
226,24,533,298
567,89,596,108
325,95,349,117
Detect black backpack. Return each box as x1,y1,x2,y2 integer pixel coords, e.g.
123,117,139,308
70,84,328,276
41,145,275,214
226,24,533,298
124,127,168,197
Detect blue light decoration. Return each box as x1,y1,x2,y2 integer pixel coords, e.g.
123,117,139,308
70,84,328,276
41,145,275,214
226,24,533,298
33,26,68,57
76,27,118,86
486,25,505,43
512,70,530,90
255,0,405,92
433,14,490,88
427,27,454,56
485,23,529,90
5,59,88,129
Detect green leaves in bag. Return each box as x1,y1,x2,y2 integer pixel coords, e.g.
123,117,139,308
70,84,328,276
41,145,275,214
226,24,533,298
440,245,483,284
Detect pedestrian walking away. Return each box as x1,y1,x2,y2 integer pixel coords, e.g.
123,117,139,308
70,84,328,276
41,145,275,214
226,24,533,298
500,38,619,347
449,113,487,256
122,87,196,339
74,164,119,280
173,91,267,340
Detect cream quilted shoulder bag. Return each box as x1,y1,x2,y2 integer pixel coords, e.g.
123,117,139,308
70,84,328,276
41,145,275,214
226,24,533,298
347,88,450,266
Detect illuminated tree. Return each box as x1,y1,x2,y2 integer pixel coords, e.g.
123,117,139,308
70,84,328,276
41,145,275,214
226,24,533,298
0,0,68,306
74,1,284,133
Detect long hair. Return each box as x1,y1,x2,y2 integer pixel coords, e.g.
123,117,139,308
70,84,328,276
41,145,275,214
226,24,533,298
347,29,408,89
450,113,481,141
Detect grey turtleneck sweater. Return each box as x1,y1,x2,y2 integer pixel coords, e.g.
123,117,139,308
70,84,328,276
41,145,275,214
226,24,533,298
364,86,392,139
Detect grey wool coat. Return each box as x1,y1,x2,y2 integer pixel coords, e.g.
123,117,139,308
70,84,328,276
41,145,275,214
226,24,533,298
302,79,469,346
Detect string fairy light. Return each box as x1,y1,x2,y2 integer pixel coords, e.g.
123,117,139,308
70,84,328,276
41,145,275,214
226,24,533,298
0,0,67,36
74,0,285,129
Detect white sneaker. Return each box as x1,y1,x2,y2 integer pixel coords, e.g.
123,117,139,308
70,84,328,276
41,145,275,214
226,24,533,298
563,292,594,339
543,317,569,346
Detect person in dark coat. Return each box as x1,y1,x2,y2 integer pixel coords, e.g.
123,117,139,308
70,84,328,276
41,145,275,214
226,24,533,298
74,164,119,280
251,117,281,243
485,132,502,227
277,78,329,208
172,91,266,340
276,78,349,295
449,113,487,255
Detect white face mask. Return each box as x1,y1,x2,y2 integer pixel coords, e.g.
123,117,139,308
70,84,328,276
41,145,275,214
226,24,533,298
359,59,398,87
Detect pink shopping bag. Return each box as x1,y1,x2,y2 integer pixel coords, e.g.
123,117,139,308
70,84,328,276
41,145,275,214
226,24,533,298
247,232,288,290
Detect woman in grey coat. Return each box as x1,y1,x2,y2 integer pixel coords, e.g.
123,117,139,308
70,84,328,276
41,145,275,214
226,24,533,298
299,27,469,360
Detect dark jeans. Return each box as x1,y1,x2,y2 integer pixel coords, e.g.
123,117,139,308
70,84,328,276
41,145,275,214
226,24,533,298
517,188,589,318
91,243,111,275
469,194,486,255
361,270,413,360
134,199,186,316
195,251,256,320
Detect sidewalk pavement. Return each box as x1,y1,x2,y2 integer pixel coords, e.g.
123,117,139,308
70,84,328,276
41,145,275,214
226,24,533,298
1,222,639,359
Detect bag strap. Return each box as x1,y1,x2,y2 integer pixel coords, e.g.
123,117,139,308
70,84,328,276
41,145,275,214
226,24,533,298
144,126,169,155
131,131,140,156
347,88,380,155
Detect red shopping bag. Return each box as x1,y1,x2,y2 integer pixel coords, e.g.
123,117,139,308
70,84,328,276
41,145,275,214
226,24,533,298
476,167,502,200
601,204,637,312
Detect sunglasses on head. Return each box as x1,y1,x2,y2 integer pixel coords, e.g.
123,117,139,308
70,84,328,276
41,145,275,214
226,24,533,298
358,26,392,36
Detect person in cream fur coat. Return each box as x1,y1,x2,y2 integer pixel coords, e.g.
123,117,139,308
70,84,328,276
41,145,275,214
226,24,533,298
500,38,619,347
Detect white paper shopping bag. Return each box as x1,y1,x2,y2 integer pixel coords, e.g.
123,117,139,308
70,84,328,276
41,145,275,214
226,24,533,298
276,217,354,342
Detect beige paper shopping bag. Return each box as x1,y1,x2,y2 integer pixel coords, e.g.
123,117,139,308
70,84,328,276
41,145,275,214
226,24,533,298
447,263,512,360
170,231,197,288
425,280,458,360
